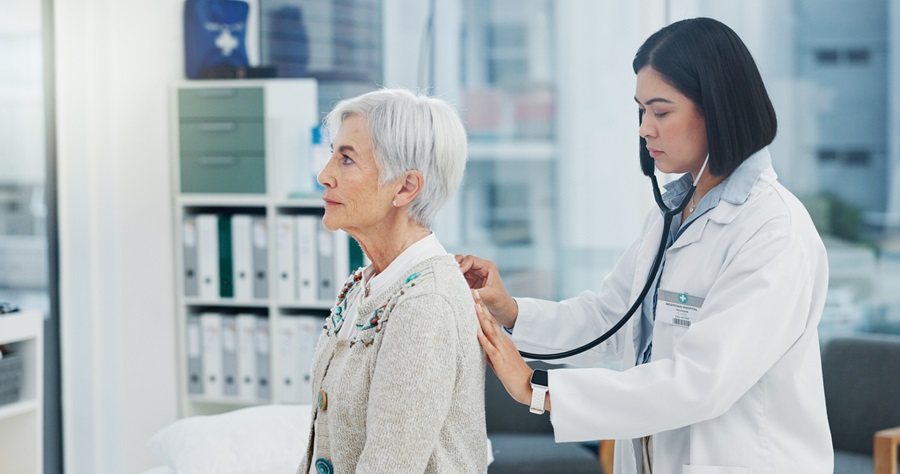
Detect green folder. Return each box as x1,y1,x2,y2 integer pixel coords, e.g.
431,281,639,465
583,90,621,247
218,215,234,298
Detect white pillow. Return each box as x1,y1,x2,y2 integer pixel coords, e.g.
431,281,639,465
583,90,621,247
147,404,311,474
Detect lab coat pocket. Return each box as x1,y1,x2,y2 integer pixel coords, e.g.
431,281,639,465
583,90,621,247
683,465,751,474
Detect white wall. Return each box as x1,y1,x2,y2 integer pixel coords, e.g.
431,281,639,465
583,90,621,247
55,1,182,472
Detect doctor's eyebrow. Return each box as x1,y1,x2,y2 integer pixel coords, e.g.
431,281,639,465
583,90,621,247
634,96,675,106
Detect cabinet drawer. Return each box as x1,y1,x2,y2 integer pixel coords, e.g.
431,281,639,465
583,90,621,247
180,154,266,194
178,87,264,119
179,121,265,153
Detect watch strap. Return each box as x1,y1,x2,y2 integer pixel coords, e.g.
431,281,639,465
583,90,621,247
529,385,548,414
529,369,549,415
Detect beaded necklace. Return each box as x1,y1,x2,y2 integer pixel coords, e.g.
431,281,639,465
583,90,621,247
329,270,363,334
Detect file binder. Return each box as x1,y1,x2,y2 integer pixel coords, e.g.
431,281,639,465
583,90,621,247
236,313,258,401
200,312,223,397
294,215,319,303
278,316,303,403
255,316,271,400
221,315,239,397
334,230,351,290
231,214,254,300
186,314,204,394
218,215,234,298
275,215,297,301
251,216,268,299
183,217,199,297
317,224,335,302
196,215,220,299
296,315,322,403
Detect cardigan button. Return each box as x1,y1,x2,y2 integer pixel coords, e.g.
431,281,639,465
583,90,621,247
314,458,333,474
317,390,328,411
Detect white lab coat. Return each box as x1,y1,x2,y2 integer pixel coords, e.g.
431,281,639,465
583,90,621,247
511,155,833,473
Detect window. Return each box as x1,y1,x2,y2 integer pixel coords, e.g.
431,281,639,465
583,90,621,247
847,48,871,64
816,48,840,64
818,149,839,162
845,150,871,165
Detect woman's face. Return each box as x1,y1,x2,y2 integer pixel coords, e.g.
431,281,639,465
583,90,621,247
318,115,396,234
635,66,709,177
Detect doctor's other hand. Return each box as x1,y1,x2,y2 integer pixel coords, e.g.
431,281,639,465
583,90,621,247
455,254,519,329
474,290,537,408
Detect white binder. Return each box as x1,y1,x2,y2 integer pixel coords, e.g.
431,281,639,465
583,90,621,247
186,314,204,394
196,214,220,300
277,316,303,403
231,214,254,301
199,313,223,398
333,230,350,292
182,217,199,297
294,215,319,304
316,224,335,302
276,215,297,301
296,315,322,404
251,216,268,299
255,317,271,401
236,313,258,401
221,315,239,397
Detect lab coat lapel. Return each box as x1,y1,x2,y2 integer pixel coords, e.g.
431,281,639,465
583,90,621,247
668,216,708,251
625,214,665,370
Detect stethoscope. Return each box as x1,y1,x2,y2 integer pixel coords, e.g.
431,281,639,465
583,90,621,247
519,153,710,360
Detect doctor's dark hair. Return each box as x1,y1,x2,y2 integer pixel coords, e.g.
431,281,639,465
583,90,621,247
633,17,777,177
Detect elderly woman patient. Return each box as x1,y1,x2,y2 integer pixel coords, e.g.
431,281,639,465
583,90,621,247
299,88,487,474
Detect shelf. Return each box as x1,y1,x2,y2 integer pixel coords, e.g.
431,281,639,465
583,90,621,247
186,395,266,406
172,81,352,419
275,198,325,209
277,301,333,311
467,140,555,162
183,298,269,309
0,310,41,474
0,312,41,344
181,298,334,310
178,195,268,207
0,399,38,422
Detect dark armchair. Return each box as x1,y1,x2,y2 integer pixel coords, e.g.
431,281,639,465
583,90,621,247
822,334,900,473
485,363,604,473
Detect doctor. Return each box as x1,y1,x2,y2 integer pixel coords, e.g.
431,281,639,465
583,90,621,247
457,17,833,474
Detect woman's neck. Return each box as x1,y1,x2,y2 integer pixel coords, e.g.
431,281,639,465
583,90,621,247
354,221,431,275
683,171,726,219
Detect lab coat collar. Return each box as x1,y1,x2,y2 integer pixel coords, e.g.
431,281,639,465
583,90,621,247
660,147,773,212
662,147,774,250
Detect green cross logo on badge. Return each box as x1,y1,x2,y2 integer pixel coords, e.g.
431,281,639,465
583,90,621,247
678,293,688,304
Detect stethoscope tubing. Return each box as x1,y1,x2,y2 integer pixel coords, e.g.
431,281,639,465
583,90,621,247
518,175,695,360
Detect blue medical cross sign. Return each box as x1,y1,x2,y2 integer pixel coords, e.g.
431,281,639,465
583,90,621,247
678,293,688,304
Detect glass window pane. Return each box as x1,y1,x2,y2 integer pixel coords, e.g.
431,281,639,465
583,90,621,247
0,0,49,311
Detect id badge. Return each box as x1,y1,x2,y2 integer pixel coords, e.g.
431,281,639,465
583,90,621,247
657,290,704,327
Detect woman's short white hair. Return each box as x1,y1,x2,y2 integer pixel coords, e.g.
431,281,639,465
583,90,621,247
324,88,467,228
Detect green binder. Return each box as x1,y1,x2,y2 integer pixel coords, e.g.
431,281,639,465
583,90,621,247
218,215,234,298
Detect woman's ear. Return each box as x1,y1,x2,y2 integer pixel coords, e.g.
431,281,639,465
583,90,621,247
393,170,424,207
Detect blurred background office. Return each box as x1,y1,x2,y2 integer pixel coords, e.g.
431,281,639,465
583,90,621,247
1,0,899,472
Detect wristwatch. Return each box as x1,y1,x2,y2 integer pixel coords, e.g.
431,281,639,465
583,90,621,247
529,369,549,414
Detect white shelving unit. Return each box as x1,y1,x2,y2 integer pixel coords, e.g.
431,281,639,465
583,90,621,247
170,80,360,418
0,310,43,474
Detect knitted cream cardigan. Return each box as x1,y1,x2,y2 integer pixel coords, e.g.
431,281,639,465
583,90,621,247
299,254,488,474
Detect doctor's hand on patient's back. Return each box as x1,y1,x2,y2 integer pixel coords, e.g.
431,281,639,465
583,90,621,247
455,254,519,329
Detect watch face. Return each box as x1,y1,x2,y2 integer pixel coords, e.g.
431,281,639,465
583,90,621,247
531,369,548,387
